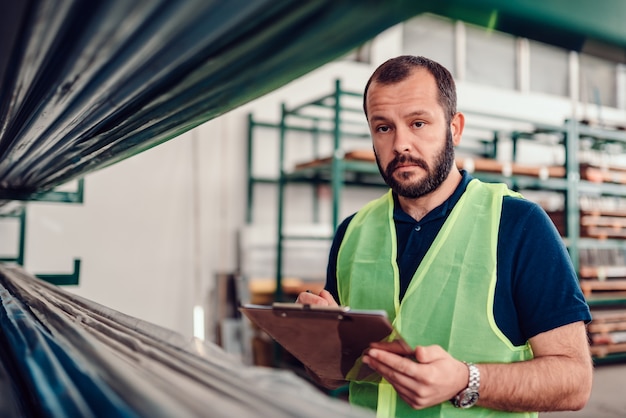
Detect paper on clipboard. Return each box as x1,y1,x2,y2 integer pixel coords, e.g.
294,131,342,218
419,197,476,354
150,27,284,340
239,303,411,382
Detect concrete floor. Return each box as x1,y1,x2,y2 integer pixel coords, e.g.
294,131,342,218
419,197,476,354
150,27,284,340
540,362,626,417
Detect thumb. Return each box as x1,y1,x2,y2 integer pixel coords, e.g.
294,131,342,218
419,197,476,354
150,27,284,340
414,345,449,363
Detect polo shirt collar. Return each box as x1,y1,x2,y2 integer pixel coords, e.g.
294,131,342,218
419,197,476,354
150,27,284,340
392,170,473,224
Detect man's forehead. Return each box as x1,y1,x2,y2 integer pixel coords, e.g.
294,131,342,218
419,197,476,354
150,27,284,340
367,68,436,100
367,70,438,104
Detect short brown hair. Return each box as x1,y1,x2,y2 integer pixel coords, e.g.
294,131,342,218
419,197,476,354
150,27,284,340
363,55,457,123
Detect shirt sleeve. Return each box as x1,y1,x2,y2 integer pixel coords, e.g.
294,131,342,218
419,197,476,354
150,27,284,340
498,197,591,344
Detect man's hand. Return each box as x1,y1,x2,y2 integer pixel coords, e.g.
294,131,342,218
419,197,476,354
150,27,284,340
361,322,592,412
362,345,468,410
295,289,339,307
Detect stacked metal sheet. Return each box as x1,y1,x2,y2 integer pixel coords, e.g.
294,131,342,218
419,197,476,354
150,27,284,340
0,0,425,200
0,264,372,417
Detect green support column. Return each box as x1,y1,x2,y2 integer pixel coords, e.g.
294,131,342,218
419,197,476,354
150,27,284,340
331,79,343,231
565,118,580,274
246,114,255,224
311,119,321,224
0,207,26,265
17,207,26,266
275,104,288,303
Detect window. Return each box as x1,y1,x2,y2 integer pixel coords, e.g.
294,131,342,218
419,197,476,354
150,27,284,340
342,42,372,64
580,54,617,108
398,13,624,110
402,14,455,75
465,24,516,89
529,40,569,97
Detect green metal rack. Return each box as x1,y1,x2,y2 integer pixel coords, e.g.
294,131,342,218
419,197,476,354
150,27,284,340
0,179,85,286
0,207,26,266
247,80,387,302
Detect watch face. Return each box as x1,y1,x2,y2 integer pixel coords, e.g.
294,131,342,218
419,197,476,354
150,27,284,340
459,390,479,408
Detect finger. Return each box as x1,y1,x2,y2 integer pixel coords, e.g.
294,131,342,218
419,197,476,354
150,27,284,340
318,289,339,306
363,352,430,408
370,340,414,356
295,291,329,306
363,351,438,409
367,348,418,373
363,349,421,386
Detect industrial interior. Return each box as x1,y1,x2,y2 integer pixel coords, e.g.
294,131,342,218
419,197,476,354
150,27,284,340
1,1,626,416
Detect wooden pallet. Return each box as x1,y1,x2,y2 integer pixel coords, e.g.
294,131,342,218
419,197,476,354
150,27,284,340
579,265,626,280
580,279,626,297
590,342,626,358
294,150,375,169
576,211,626,239
456,157,565,178
589,311,626,333
588,310,626,357
294,152,567,179
548,208,626,238
581,163,626,184
581,227,626,239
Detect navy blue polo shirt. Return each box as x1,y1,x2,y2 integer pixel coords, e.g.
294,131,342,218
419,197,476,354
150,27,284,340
325,171,591,346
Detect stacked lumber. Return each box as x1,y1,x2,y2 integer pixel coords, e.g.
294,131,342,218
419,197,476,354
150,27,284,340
294,150,626,186
547,195,626,240
589,310,626,358
578,248,626,297
577,195,626,240
294,150,567,179
580,163,626,184
547,211,626,240
580,280,626,297
455,157,565,179
580,213,626,239
294,149,375,169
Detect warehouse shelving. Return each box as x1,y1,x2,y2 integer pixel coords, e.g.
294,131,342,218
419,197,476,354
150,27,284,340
246,81,626,363
0,179,85,286
245,80,386,303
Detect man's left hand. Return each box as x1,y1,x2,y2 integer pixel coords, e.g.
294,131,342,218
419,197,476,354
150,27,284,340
362,344,467,410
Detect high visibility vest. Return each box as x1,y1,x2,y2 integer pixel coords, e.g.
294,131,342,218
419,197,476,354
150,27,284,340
337,180,535,417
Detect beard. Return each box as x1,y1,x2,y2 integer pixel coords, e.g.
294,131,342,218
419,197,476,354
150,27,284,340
375,127,455,199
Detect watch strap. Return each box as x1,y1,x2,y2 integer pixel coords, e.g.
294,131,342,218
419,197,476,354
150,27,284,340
451,362,480,408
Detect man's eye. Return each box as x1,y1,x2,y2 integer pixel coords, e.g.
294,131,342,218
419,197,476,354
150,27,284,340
413,121,425,128
377,126,390,133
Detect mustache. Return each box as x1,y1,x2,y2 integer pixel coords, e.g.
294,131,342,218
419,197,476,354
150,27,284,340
386,155,428,174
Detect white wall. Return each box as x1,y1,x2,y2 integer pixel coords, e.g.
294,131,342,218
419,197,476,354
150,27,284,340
6,23,626,341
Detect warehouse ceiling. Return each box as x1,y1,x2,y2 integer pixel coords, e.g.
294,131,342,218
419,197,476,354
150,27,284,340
1,0,626,200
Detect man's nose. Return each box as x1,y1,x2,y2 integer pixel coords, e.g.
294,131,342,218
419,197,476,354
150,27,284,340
392,127,411,154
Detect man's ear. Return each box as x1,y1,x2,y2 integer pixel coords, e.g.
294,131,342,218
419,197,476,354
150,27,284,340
450,112,465,146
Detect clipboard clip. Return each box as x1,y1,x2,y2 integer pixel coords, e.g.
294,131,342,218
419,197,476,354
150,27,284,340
271,302,351,319
272,302,350,312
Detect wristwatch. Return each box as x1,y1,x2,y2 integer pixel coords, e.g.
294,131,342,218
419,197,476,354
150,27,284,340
451,362,480,408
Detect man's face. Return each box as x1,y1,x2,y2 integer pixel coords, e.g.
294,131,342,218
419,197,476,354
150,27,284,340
375,127,455,199
366,69,459,199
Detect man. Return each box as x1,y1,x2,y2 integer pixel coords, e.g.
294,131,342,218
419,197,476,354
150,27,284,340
297,56,592,417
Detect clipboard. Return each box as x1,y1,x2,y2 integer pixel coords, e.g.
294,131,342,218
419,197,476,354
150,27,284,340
239,303,411,381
